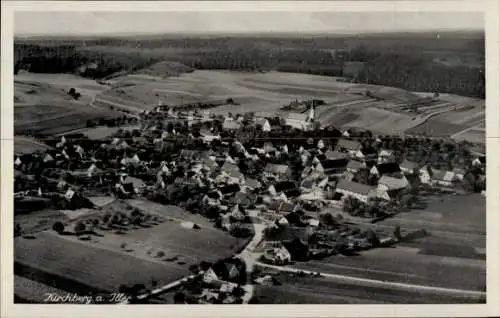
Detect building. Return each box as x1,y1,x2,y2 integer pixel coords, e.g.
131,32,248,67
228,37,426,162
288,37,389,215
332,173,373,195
400,160,419,174
263,246,292,265
430,168,456,186
255,118,271,132
335,179,375,203
282,112,314,131
377,149,395,164
370,162,401,177
336,139,362,156
264,163,292,180
377,175,409,194
346,160,365,173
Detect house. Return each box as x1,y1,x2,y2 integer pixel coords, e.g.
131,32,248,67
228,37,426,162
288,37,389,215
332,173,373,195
282,112,313,131
255,118,271,132
230,204,246,221
230,191,256,209
400,160,419,174
377,149,394,163
223,263,240,281
201,158,218,172
346,160,365,173
355,147,378,162
203,268,219,284
199,290,220,303
263,246,292,265
335,179,375,203
222,119,242,131
336,139,362,155
244,178,262,192
273,181,298,196
324,150,349,161
452,168,466,181
370,162,401,177
180,149,201,161
219,184,241,196
269,201,296,214
430,168,456,186
472,156,486,167
264,164,292,180
316,158,349,176
377,175,409,193
307,218,320,227
121,154,141,166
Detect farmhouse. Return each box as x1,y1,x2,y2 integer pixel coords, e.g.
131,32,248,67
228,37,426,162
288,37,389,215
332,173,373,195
355,147,378,162
335,179,374,203
377,149,395,164
263,246,292,265
315,158,349,176
324,150,349,161
222,119,242,131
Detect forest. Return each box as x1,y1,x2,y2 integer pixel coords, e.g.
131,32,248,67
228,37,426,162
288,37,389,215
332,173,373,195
14,32,485,98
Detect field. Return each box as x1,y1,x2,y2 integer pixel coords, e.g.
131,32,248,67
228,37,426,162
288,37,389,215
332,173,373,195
253,273,481,304
293,194,486,294
14,136,53,154
56,125,141,140
14,199,246,298
15,232,189,293
14,275,70,303
14,72,119,136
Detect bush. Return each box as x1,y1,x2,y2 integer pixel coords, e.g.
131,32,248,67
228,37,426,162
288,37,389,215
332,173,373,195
52,221,65,234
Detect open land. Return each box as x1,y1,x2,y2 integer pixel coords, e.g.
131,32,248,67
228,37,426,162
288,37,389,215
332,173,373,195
253,273,481,304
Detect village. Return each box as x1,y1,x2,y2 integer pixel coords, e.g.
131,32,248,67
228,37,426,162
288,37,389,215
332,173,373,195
13,99,487,304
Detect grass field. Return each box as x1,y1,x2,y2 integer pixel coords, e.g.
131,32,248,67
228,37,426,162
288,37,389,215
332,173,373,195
253,273,481,304
14,72,119,136
14,136,53,154
62,125,141,140
452,128,486,144
15,232,189,293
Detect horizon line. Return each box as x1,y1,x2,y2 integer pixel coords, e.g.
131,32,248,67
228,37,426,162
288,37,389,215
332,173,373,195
14,28,485,39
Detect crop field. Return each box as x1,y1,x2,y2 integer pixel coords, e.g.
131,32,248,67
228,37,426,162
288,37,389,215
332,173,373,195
405,118,465,137
252,273,480,304
14,232,190,293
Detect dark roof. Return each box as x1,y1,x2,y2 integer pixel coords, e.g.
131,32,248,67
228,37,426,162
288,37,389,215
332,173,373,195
374,162,401,175
274,181,296,193
336,179,373,196
220,183,241,195
321,158,348,170
360,147,378,156
346,160,364,171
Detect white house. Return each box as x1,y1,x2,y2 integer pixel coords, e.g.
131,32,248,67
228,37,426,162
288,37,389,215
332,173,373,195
335,179,374,203
255,118,271,132
419,166,432,184
377,175,409,193
377,149,394,164
431,168,456,186
264,246,292,265
203,268,219,284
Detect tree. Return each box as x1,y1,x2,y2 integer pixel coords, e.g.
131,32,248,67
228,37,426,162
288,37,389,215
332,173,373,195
52,221,65,234
14,223,22,237
68,88,76,96
74,221,86,236
365,229,380,247
393,225,402,241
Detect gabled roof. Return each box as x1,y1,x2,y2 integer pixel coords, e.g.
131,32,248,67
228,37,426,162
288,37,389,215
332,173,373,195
374,162,401,175
321,158,349,170
346,160,364,171
245,178,261,189
283,112,309,122
222,120,242,130
324,150,348,160
221,162,239,174
336,179,373,196
400,159,419,170
336,139,362,151
264,163,290,174
431,169,455,182
378,175,408,190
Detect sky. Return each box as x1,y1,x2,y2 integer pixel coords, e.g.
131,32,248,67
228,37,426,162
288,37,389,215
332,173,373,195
14,11,484,36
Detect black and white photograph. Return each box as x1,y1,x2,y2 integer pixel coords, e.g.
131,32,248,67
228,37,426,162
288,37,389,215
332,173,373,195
2,1,499,316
